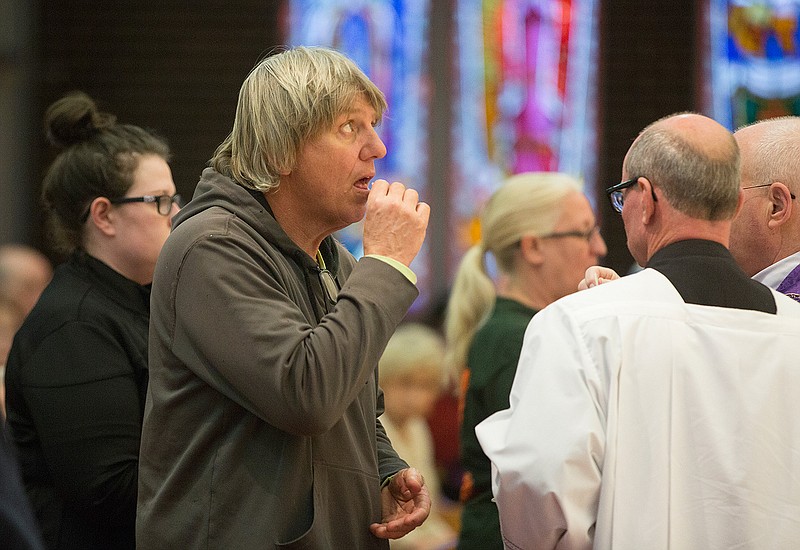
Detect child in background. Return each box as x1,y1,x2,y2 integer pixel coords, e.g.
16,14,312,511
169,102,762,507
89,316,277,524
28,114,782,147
379,323,459,550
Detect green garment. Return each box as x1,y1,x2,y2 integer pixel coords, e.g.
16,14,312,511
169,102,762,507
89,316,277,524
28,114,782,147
457,297,538,550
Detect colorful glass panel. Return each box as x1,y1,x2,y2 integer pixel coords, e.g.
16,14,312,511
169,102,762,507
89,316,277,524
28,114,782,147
706,0,800,128
450,0,600,269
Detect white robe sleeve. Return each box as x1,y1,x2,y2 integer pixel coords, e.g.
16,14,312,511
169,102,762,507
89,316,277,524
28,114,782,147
475,300,609,550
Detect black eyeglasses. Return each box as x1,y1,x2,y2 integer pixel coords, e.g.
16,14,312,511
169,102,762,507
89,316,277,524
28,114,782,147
109,193,184,215
605,176,658,213
539,225,601,243
742,183,796,200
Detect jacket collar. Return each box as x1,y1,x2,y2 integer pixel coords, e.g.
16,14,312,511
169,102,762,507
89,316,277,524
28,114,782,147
72,251,151,315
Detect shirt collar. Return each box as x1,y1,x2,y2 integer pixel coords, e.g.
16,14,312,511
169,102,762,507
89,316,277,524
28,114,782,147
752,250,800,290
75,252,151,315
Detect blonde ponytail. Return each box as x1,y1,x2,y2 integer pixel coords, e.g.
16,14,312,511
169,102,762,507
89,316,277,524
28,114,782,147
443,244,495,377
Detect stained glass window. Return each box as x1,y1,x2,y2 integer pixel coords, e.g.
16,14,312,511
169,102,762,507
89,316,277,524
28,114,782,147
705,0,800,128
449,0,600,269
286,0,600,309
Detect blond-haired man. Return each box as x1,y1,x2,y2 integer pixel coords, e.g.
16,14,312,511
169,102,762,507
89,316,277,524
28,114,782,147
137,47,431,549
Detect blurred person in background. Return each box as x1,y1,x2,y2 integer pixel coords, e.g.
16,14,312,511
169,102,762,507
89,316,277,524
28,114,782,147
379,322,459,550
443,172,607,550
0,245,53,318
0,245,53,417
0,296,24,417
415,290,465,506
4,91,179,550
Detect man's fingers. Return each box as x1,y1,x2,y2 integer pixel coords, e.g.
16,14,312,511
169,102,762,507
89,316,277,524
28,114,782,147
401,187,419,206
370,179,389,194
367,179,390,207
386,181,407,199
415,201,430,223
363,180,429,265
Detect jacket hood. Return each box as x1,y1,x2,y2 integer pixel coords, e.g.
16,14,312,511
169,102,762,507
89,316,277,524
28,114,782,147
175,168,340,275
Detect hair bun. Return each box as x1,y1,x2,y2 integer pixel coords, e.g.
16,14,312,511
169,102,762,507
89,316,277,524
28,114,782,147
44,91,117,149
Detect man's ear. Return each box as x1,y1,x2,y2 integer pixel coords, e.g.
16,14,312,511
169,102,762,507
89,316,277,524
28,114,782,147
767,182,793,230
518,234,545,266
733,189,745,218
640,176,656,225
87,197,116,236
278,160,293,177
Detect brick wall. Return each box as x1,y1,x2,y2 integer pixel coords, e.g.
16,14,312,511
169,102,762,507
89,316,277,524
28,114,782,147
34,0,283,258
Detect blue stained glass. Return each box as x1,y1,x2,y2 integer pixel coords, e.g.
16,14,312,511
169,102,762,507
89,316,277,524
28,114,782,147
706,0,800,129
286,0,432,310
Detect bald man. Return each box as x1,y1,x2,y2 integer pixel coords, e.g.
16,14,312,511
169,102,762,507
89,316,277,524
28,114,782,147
476,113,800,549
730,116,800,300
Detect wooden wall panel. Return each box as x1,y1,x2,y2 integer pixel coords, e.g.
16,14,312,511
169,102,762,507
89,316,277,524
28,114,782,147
596,0,700,273
35,0,284,257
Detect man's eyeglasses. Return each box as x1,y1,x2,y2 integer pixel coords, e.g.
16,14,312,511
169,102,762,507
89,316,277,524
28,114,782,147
109,194,184,215
605,176,657,214
742,183,796,200
539,225,601,243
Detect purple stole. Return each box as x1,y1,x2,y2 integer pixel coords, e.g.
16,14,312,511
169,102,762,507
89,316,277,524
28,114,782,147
776,262,800,303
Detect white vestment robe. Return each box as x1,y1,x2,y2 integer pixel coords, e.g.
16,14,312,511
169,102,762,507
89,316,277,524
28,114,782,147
477,268,800,550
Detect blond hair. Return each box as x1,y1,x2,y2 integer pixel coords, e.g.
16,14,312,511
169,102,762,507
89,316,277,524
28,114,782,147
443,172,582,374
379,323,447,387
212,46,387,191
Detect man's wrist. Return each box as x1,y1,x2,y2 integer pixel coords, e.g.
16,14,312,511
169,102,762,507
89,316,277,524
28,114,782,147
380,473,396,489
365,255,417,284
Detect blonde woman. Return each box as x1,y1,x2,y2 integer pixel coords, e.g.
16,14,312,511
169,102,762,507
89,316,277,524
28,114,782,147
444,172,606,550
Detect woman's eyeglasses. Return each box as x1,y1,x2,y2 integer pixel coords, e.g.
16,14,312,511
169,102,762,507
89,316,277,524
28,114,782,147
109,193,184,215
81,193,184,222
539,226,601,243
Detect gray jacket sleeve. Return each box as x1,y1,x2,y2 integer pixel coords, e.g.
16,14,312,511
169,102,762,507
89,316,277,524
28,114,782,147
165,235,418,436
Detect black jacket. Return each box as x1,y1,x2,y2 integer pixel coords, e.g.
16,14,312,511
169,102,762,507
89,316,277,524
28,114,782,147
5,252,150,550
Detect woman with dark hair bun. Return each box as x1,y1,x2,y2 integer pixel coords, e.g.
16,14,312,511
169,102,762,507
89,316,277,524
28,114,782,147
4,91,181,550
